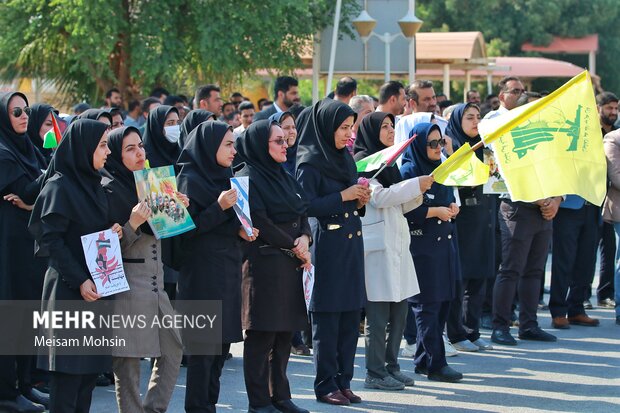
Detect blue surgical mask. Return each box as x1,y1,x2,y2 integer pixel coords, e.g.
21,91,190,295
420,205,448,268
164,125,181,143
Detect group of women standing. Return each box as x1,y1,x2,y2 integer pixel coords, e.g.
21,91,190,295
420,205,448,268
0,86,491,413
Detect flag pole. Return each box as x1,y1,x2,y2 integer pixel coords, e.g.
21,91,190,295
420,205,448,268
370,163,389,180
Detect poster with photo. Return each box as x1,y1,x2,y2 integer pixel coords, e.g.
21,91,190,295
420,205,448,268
80,229,130,297
483,148,508,194
134,165,196,239
302,264,315,312
230,177,253,237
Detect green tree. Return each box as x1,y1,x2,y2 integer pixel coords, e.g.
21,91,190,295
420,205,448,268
0,0,359,104
416,0,620,93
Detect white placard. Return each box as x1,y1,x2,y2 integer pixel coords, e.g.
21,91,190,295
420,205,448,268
80,229,130,297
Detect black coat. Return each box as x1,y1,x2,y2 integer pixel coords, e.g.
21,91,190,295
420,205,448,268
252,105,278,122
296,164,366,312
455,186,497,279
37,213,111,374
406,205,459,304
242,213,311,331
177,200,243,344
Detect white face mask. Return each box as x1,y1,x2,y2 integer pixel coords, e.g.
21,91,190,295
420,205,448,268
164,125,181,143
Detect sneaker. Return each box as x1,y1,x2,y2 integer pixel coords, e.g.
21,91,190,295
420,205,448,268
389,370,415,386
443,334,458,357
291,344,311,356
471,338,493,350
597,298,616,309
480,314,492,330
452,340,479,352
518,326,557,342
428,365,463,383
364,374,405,390
400,343,416,357
583,299,593,310
491,329,517,346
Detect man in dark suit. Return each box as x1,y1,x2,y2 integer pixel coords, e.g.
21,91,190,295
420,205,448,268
253,76,301,121
194,84,223,117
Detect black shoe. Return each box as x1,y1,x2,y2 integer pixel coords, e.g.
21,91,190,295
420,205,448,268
491,329,517,346
248,405,280,413
414,365,428,375
31,382,49,395
0,395,45,412
225,352,233,360
616,316,620,325
518,326,557,342
480,314,492,330
272,399,309,413
95,373,112,386
428,366,463,383
22,389,49,409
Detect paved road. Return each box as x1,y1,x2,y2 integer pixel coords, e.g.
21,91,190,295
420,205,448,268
89,304,620,413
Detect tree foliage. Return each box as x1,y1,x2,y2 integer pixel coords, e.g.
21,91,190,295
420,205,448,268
416,0,620,92
0,0,359,103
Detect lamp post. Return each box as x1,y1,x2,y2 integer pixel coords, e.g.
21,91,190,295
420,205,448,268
352,0,423,83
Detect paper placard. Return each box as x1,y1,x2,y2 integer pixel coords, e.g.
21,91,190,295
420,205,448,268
230,177,253,237
482,148,508,194
80,229,130,297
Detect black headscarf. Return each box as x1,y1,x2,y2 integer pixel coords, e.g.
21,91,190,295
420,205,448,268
0,92,47,193
29,119,110,254
100,126,154,235
268,111,298,175
353,112,402,187
235,119,308,222
400,122,454,207
142,105,180,167
77,108,113,124
445,103,483,160
179,109,216,149
295,99,357,184
177,121,233,210
26,103,57,162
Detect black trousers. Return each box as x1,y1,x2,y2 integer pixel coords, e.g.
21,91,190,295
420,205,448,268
310,310,360,398
403,303,417,345
453,278,487,342
447,279,468,343
243,330,294,407
592,221,616,301
549,205,598,318
185,343,231,413
412,301,450,374
49,372,97,413
493,201,552,332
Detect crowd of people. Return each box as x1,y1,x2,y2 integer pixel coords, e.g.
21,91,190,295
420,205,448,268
0,72,618,413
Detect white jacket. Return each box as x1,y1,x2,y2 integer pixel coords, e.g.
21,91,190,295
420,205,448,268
362,177,422,302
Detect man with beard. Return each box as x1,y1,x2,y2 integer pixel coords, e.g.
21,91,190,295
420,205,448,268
254,76,301,121
405,80,437,115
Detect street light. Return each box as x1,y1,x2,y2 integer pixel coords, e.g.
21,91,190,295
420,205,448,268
352,0,423,83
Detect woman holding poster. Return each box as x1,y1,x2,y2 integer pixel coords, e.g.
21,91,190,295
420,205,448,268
28,119,122,413
235,119,312,413
176,120,258,413
101,126,184,413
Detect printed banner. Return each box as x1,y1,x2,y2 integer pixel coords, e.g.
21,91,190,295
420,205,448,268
134,165,195,239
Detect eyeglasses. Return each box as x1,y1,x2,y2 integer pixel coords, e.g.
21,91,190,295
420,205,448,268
11,106,31,118
427,139,446,149
505,88,525,95
269,138,288,146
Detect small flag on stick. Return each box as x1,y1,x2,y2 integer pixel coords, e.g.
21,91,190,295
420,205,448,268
42,114,62,149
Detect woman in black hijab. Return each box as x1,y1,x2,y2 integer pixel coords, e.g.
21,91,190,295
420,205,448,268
178,109,216,149
353,112,431,391
399,122,463,383
268,111,298,175
142,105,180,168
28,118,121,412
295,99,371,406
76,108,113,125
236,120,311,413
176,121,258,413
0,92,49,412
102,127,184,413
26,103,58,164
443,103,496,352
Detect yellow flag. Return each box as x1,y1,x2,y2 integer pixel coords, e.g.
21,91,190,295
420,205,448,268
433,143,490,186
478,71,606,205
